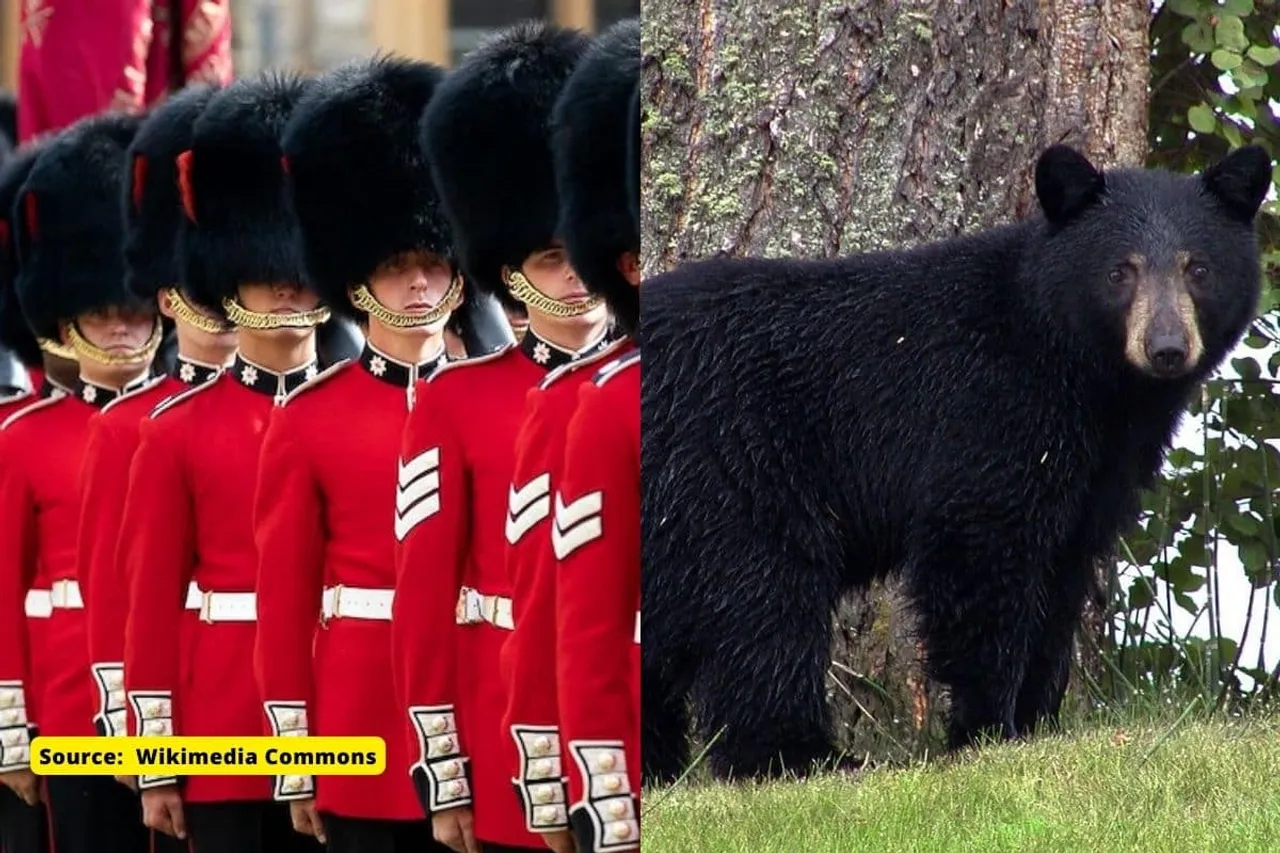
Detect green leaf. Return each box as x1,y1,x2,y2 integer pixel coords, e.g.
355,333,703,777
1167,0,1206,16
1181,21,1216,53
1214,15,1249,51
1220,0,1254,14
1227,510,1261,536
1232,356,1261,380
1128,577,1155,610
1167,0,1207,15
1247,44,1280,66
1175,590,1199,615
1239,539,1272,583
1222,122,1243,148
1232,59,1269,90
1211,48,1243,71
1187,103,1218,133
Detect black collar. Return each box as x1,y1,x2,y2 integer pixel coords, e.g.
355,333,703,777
231,354,318,400
172,355,225,387
360,343,447,388
519,326,616,372
40,376,72,399
73,374,154,410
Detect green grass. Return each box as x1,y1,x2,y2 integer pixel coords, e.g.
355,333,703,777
641,716,1280,852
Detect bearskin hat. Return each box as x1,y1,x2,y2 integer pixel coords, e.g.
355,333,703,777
0,92,17,152
282,54,450,320
551,18,640,334
421,20,591,309
124,82,221,305
0,140,47,367
628,82,641,236
178,71,315,318
14,113,146,342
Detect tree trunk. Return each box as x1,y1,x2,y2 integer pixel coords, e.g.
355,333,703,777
640,0,1149,760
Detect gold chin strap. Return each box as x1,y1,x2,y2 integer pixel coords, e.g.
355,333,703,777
164,289,235,335
506,270,604,319
221,297,331,330
66,317,164,367
349,274,463,329
38,337,77,361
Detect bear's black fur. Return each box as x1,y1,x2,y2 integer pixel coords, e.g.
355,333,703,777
638,144,1274,781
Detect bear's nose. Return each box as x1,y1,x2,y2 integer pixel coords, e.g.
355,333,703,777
1146,335,1188,377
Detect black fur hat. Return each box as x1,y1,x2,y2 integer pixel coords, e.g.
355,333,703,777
628,82,641,237
178,71,315,318
14,113,146,342
283,54,450,320
0,140,47,366
421,20,591,309
551,18,640,333
0,92,17,152
125,82,220,305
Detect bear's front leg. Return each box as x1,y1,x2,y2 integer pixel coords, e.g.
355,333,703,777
907,528,1044,751
641,663,693,786
1013,551,1094,737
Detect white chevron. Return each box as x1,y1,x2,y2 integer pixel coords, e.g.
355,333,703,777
395,493,441,541
396,470,440,515
551,491,603,560
505,473,551,544
397,447,440,486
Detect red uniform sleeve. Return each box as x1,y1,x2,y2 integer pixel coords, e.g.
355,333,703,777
174,0,233,85
122,415,194,789
252,404,324,802
555,378,641,853
17,0,155,142
77,414,136,738
391,378,471,817
0,429,37,773
502,389,573,834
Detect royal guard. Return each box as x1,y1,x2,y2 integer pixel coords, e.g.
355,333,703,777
0,111,161,853
81,82,237,757
0,137,76,402
390,20,617,853
496,19,640,853
252,55,474,853
0,134,56,853
549,26,643,853
120,72,327,853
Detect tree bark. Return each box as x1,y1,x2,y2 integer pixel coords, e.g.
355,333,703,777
640,0,1149,760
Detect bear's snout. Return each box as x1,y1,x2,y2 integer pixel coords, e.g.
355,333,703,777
1145,332,1188,377
1122,259,1204,379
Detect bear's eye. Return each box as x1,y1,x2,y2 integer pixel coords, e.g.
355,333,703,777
1107,267,1127,285
1188,263,1209,280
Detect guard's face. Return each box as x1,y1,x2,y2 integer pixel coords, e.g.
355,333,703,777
369,251,455,316
76,305,156,355
237,282,322,316
520,245,589,303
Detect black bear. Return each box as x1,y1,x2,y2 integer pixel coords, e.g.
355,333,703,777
639,144,1274,781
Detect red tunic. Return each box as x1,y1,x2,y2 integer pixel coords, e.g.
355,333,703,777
142,0,233,105
79,359,222,739
253,345,445,820
0,376,152,776
392,329,612,847
555,348,641,853
498,338,635,836
122,357,317,802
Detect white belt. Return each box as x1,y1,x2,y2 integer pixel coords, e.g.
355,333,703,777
24,589,52,619
195,589,257,624
634,611,641,645
50,580,83,609
455,586,513,631
321,585,393,622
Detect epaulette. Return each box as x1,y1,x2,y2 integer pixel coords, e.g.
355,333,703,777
1,393,64,430
538,337,632,391
279,359,353,406
100,375,169,415
426,343,516,384
150,373,221,419
593,347,641,387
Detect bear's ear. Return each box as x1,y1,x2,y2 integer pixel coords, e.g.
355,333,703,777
1201,145,1272,224
1035,144,1106,226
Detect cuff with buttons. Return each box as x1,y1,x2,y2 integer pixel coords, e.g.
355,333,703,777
0,681,31,771
409,705,472,812
264,701,315,800
567,741,639,853
129,690,178,788
91,663,128,737
510,724,569,832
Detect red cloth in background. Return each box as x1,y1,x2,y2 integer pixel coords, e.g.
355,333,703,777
17,0,232,143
